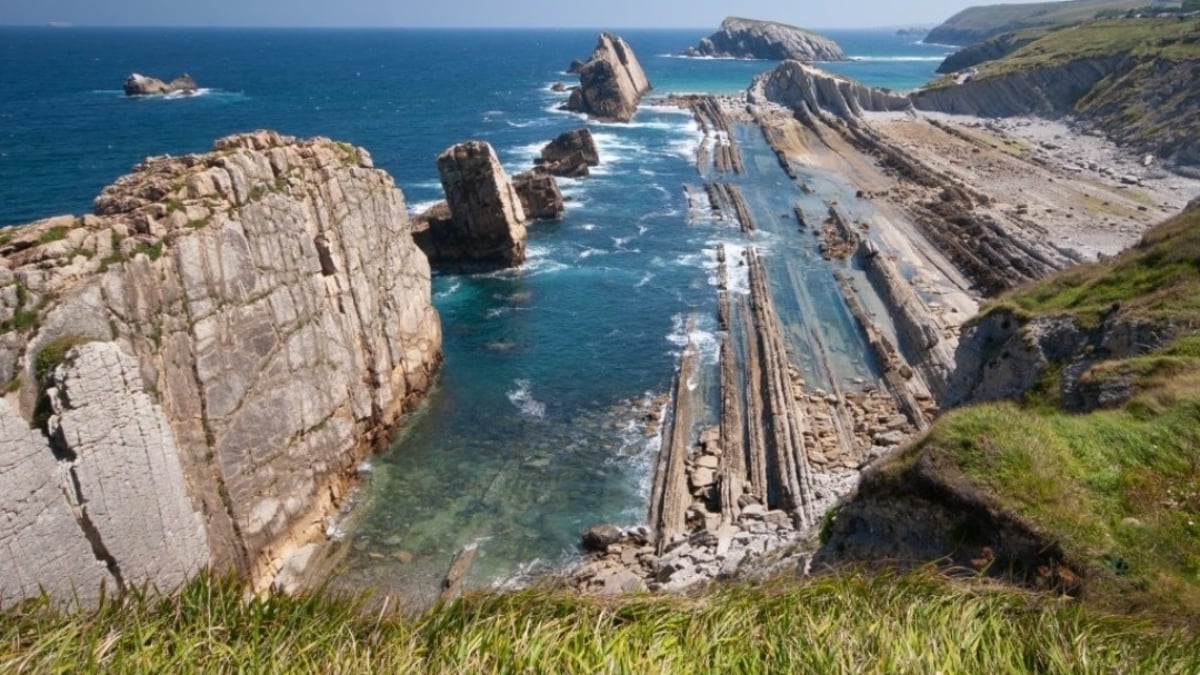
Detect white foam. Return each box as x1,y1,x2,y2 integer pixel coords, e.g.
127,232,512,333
846,55,947,62
507,379,546,419
634,272,654,288
407,199,443,215
579,223,597,232
665,313,721,367
435,280,461,300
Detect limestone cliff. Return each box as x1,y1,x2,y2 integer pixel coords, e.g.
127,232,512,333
0,130,442,606
753,60,911,121
683,17,846,62
566,33,652,123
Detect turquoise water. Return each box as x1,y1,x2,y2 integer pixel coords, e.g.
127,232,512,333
0,27,950,602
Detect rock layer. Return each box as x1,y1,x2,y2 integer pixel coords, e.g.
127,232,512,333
0,130,442,606
683,17,846,61
566,33,652,123
123,73,198,96
537,129,600,178
754,61,911,120
416,141,527,269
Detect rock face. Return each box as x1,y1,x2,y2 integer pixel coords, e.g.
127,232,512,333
911,57,1120,118
683,17,846,61
565,33,652,123
415,141,527,269
754,61,911,120
123,73,198,96
512,170,565,221
0,130,442,606
537,128,600,178
935,30,1044,74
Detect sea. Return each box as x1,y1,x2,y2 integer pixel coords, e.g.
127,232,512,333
0,26,951,603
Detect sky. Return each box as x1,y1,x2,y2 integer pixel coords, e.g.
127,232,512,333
0,0,1046,29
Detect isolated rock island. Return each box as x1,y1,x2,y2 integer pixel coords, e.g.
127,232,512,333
564,33,652,123
123,72,199,96
682,17,846,61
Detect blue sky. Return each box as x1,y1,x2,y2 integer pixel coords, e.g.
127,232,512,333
0,0,1043,28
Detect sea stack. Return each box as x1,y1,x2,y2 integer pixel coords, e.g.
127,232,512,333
416,141,528,269
123,72,199,96
683,17,846,61
565,33,652,123
537,128,600,178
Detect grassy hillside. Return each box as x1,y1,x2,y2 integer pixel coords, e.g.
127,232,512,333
926,0,1150,45
890,204,1200,617
3,572,1199,672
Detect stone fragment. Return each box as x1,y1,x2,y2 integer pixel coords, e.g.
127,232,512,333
581,523,623,552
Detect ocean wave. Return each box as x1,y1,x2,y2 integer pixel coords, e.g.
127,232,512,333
665,313,720,367
434,280,461,300
507,379,546,419
634,272,654,288
658,54,767,61
407,198,443,215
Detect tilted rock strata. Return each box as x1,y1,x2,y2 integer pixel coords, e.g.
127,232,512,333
123,73,198,96
754,60,911,120
683,17,846,61
0,130,442,605
512,171,565,221
566,33,652,123
416,141,527,269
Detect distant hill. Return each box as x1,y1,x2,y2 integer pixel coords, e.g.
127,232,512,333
925,0,1149,46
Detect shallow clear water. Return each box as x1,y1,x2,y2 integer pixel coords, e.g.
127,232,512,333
0,26,949,601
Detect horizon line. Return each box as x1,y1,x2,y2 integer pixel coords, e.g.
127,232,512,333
0,22,936,31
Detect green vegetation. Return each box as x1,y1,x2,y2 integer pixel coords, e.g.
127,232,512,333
895,205,1200,617
133,240,164,262
35,225,70,246
2,282,39,334
969,18,1200,78
30,335,93,431
3,572,1198,673
927,0,1148,45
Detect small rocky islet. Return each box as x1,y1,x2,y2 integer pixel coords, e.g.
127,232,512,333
2,7,1200,623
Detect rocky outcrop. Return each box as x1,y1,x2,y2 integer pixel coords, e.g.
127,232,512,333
683,17,846,61
537,128,600,178
912,57,1120,118
753,61,911,120
0,130,442,606
565,33,652,123
935,30,1043,74
512,170,564,220
123,73,198,96
414,141,527,269
941,307,1176,410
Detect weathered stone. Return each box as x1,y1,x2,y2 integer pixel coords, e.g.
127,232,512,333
537,129,600,177
512,170,565,220
690,467,716,489
418,141,527,270
0,131,442,606
565,33,652,123
123,73,198,97
753,60,911,120
581,523,623,552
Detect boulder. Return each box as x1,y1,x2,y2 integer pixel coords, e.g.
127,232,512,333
682,17,846,61
565,33,652,123
511,170,565,220
537,128,600,177
422,141,527,269
123,73,198,96
581,523,623,551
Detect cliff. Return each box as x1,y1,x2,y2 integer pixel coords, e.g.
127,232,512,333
924,0,1147,46
913,18,1200,171
934,29,1045,74
0,130,442,607
753,60,911,120
820,202,1200,615
566,33,652,123
682,17,846,61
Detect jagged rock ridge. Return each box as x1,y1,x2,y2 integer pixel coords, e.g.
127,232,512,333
0,130,442,606
683,17,846,61
566,33,652,123
752,60,911,120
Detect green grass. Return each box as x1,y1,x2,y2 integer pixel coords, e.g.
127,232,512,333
3,572,1198,673
932,0,1150,39
971,18,1200,78
35,225,70,246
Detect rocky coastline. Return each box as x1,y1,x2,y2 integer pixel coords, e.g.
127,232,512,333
682,17,847,62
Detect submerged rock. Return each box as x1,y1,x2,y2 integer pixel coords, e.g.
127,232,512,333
683,17,846,62
123,72,198,96
565,33,652,123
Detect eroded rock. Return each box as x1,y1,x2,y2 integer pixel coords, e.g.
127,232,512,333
565,34,652,123
123,73,198,97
